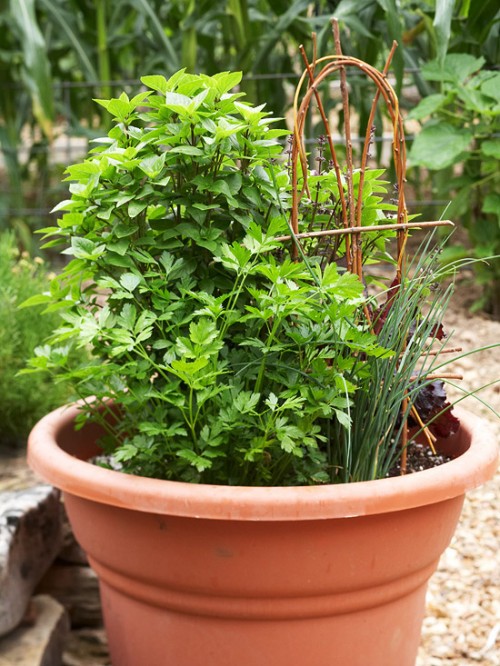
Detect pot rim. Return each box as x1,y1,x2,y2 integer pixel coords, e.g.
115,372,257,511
28,402,498,521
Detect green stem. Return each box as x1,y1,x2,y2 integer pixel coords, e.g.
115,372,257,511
219,259,258,339
95,0,111,129
254,311,281,394
188,385,197,444
181,0,197,72
467,171,497,189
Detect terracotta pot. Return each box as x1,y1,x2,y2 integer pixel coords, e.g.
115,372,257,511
28,404,497,666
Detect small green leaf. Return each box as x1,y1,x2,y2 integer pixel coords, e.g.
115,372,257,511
483,194,500,218
120,273,141,292
421,54,485,84
141,75,168,93
335,409,352,429
113,222,138,239
481,139,500,159
70,237,106,260
189,319,219,347
168,146,204,156
51,199,74,213
171,357,210,375
209,180,238,206
233,391,260,414
115,193,136,207
480,73,500,102
65,161,101,181
234,101,267,122
189,89,209,111
176,449,212,472
164,91,191,112
95,96,132,121
409,122,473,170
138,153,166,178
265,393,279,411
211,71,242,95
114,443,138,462
152,340,171,350
407,94,446,121
18,293,52,309
106,252,136,269
217,242,252,270
118,303,136,330
59,212,84,229
128,200,148,218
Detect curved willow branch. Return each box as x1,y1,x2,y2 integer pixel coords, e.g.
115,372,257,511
289,21,453,473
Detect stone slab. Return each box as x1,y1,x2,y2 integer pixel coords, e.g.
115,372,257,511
0,594,69,666
36,564,102,628
0,485,62,636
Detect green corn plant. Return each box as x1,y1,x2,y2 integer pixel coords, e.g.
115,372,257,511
10,0,54,139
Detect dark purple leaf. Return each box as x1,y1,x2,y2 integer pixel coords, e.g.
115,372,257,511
411,380,460,438
373,276,400,334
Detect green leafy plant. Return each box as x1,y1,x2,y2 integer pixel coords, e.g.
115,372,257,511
408,52,500,317
23,60,463,485
0,232,69,447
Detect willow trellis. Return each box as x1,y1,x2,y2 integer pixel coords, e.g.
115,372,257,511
281,20,456,472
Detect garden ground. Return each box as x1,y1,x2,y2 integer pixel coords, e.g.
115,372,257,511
417,275,500,666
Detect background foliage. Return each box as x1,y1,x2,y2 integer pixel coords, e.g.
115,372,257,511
0,232,69,446
408,52,500,317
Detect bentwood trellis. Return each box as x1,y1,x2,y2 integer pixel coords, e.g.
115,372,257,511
280,20,456,472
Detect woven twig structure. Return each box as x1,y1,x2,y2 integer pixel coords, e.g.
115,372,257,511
284,20,452,278
284,21,455,471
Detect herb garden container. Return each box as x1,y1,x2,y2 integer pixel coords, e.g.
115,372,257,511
26,23,499,666
28,403,497,666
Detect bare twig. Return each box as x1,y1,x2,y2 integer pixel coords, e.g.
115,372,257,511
274,220,453,243
410,405,437,454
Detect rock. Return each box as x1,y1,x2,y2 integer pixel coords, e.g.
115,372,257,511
0,485,62,636
62,628,109,666
36,564,103,628
0,595,69,666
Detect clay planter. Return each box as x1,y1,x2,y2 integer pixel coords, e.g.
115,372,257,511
28,403,497,666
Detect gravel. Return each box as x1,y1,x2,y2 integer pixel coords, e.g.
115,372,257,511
417,466,499,666
417,283,500,666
